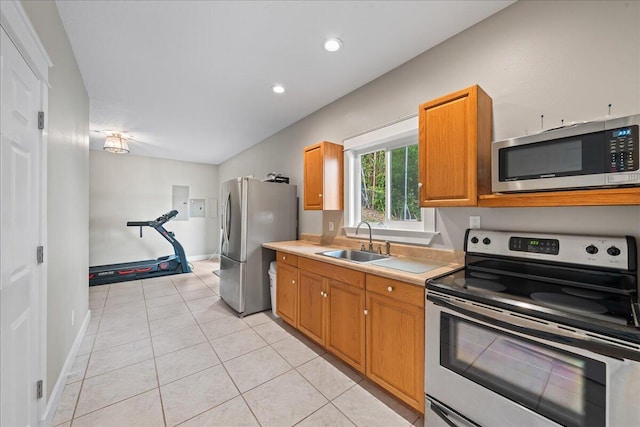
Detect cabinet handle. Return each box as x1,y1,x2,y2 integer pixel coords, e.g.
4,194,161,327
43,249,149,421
364,309,368,315
320,291,324,296
292,280,296,285
319,193,322,198
282,256,286,260
324,292,328,298
387,286,393,292
418,182,423,188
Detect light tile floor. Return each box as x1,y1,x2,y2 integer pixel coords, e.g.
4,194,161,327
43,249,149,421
53,260,423,427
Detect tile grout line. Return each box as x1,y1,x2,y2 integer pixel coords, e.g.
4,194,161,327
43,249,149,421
169,270,263,426
77,279,168,424
63,283,111,425
67,263,417,427
71,281,160,424
144,278,175,427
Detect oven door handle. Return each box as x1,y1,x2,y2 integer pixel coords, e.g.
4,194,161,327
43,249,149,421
426,396,480,427
428,294,640,362
429,401,458,427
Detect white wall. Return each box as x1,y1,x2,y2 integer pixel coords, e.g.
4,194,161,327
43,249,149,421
89,151,219,265
21,0,90,398
219,1,640,253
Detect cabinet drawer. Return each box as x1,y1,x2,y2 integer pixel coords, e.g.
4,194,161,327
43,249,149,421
366,274,424,308
277,251,298,267
299,257,365,289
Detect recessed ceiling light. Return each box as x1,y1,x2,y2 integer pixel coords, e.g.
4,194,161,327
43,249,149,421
272,84,285,94
323,37,343,52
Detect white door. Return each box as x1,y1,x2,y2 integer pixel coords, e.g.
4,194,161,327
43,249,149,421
1,26,43,427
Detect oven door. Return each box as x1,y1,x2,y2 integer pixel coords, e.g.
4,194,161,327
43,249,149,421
425,292,640,427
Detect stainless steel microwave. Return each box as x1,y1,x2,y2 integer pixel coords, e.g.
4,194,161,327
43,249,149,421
492,114,639,193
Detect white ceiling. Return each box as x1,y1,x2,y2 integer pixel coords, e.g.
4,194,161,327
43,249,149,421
55,0,514,165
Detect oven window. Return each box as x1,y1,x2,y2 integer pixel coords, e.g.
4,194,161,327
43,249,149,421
440,314,606,427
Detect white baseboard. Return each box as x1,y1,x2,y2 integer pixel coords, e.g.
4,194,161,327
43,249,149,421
188,253,220,261
41,309,91,426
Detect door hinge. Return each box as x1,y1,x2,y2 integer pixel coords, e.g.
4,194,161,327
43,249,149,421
37,246,44,264
36,380,43,399
38,112,44,130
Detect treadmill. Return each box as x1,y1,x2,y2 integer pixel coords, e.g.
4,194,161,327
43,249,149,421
89,210,191,286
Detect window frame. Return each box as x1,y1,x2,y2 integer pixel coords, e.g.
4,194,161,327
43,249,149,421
343,115,437,246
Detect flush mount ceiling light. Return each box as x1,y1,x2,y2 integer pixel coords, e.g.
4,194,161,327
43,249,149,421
103,133,130,154
323,37,343,52
272,84,285,94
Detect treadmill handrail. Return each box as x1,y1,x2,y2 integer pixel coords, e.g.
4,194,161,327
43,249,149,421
126,210,178,227
126,220,150,227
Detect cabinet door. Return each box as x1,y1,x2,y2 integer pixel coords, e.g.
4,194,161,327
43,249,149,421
276,263,298,327
304,144,323,210
298,270,326,346
326,279,365,373
418,85,492,207
366,291,425,413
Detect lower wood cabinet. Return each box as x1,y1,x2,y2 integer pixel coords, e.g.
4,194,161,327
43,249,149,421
276,253,298,327
326,278,366,373
277,253,424,413
366,275,425,413
297,257,366,373
298,269,327,345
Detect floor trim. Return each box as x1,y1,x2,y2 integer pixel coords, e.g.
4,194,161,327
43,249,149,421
189,253,219,262
41,309,91,426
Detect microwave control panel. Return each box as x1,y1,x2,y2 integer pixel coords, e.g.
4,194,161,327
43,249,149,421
608,124,638,172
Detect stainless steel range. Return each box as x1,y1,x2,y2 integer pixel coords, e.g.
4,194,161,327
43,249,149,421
425,229,640,427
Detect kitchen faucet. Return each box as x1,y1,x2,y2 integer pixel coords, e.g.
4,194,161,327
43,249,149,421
355,221,374,252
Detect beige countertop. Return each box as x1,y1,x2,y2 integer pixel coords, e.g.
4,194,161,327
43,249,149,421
263,240,463,287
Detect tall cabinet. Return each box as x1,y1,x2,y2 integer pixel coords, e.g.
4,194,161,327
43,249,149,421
418,85,492,206
303,141,344,210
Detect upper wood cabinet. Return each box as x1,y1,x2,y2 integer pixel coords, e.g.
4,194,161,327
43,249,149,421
418,85,492,207
303,141,344,210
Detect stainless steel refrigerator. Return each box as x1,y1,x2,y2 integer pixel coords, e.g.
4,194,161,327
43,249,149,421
219,177,297,316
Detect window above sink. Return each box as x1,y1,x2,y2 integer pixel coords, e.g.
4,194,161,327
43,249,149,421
343,115,438,246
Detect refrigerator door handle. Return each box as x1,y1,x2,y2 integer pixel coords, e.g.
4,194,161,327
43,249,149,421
225,192,231,242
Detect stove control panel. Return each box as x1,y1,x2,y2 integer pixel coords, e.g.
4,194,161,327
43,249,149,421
465,229,634,270
509,237,559,255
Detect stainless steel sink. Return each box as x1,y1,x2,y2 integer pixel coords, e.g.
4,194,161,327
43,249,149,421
317,249,388,263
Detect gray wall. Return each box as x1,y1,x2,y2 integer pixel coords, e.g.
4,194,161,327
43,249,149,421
22,1,90,398
89,151,219,265
220,1,640,252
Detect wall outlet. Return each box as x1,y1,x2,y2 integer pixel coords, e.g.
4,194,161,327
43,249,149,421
469,216,481,229
71,309,75,326
328,221,335,232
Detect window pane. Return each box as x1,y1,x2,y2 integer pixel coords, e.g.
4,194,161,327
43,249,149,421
360,150,386,224
390,144,421,221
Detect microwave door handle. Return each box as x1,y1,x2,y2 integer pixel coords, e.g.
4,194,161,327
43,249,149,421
428,294,640,362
